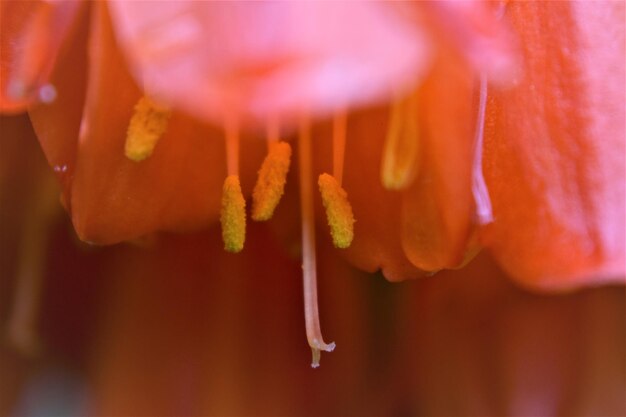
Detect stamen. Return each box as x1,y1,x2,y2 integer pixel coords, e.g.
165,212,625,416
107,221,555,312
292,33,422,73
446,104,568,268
125,96,171,162
471,74,494,224
318,173,355,249
251,140,292,221
299,115,335,368
381,91,420,190
220,175,246,253
332,110,347,185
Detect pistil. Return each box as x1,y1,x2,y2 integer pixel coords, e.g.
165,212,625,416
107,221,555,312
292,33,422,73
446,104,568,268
299,115,335,368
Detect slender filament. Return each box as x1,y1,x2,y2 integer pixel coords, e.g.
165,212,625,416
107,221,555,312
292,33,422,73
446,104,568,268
332,110,347,186
266,115,280,145
224,116,240,176
298,115,336,368
471,74,494,224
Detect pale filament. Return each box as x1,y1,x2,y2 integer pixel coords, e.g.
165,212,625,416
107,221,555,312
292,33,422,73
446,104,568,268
298,115,336,368
224,115,240,176
266,115,280,146
332,109,347,186
471,73,494,225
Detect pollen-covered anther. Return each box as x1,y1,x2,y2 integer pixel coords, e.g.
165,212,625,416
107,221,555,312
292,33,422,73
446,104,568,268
251,142,292,221
318,173,355,249
125,96,171,162
220,175,246,253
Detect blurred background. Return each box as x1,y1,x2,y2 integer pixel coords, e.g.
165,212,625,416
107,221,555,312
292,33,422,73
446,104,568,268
1,113,624,416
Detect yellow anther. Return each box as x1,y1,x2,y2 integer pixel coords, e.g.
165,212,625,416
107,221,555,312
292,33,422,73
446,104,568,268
318,173,355,249
251,141,292,221
381,91,420,190
125,96,171,162
220,175,246,253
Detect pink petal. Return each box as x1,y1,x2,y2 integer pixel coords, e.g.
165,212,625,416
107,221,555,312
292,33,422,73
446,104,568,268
107,1,429,126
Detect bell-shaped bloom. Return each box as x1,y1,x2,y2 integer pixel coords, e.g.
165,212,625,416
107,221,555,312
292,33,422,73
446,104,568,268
1,1,625,413
0,0,624,371
3,0,621,290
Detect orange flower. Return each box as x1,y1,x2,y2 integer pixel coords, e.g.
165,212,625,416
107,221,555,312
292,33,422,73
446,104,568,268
1,0,624,371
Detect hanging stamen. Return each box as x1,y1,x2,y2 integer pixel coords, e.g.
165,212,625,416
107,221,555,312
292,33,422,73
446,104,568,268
251,137,292,221
125,96,171,162
318,174,354,249
380,91,420,190
220,117,246,252
318,111,354,248
299,115,336,368
471,74,494,224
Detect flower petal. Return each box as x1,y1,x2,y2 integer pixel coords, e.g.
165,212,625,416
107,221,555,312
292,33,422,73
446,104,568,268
28,3,90,207
483,1,626,289
401,47,477,272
